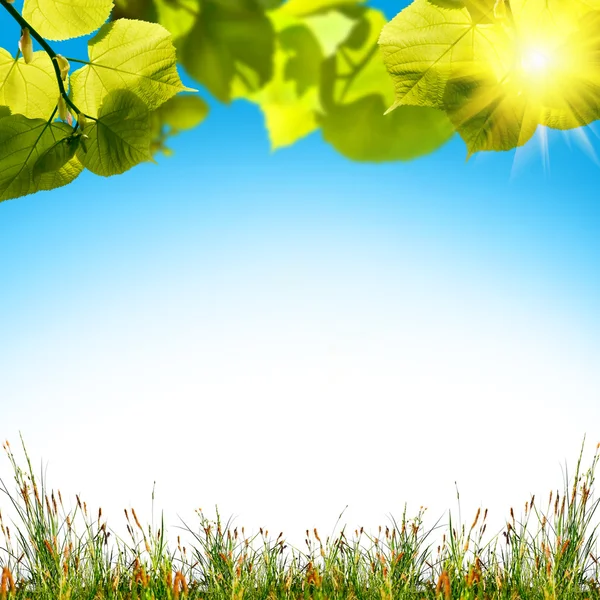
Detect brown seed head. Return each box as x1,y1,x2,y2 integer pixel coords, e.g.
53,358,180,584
131,508,142,530
1,566,16,596
435,570,451,600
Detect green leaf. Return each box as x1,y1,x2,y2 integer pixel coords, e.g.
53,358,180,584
320,96,454,161
250,42,322,149
300,10,359,56
178,0,275,102
153,0,199,41
321,8,454,160
33,134,82,178
280,24,323,96
378,0,508,111
442,72,539,156
158,94,209,131
0,49,58,119
70,19,193,118
238,19,322,149
78,89,152,176
379,0,600,155
256,0,284,8
37,155,85,192
236,3,363,150
279,0,366,18
112,0,156,20
0,115,82,202
22,0,114,41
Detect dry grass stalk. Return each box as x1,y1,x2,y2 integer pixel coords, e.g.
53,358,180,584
173,571,188,598
435,569,451,600
131,557,148,588
0,567,16,599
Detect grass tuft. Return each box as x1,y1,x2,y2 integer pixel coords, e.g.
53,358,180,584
1,433,599,599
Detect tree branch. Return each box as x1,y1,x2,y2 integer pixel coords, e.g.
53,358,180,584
0,0,94,124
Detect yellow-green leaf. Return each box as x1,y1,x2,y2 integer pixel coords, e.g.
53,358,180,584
112,0,155,20
22,0,114,41
153,0,200,41
70,19,193,118
37,155,84,192
378,0,509,111
241,22,322,149
301,10,358,56
443,72,539,156
0,49,57,119
78,89,152,176
320,96,455,161
0,115,81,202
158,94,209,131
237,3,363,150
178,1,275,102
279,0,365,18
508,0,600,131
322,8,454,160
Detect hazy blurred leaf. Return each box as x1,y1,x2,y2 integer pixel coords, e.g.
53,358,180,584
153,0,199,41
301,10,358,55
280,0,365,17
280,24,323,96
112,0,156,19
321,8,454,160
321,96,454,161
237,2,363,150
179,0,274,102
158,94,209,130
248,35,321,149
255,0,284,8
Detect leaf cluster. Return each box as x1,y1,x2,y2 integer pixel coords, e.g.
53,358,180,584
0,0,203,202
112,0,455,161
4,0,595,203
379,0,600,156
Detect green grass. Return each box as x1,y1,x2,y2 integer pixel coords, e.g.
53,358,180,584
1,434,599,600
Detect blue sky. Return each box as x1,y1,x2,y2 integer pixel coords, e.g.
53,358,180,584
1,0,600,562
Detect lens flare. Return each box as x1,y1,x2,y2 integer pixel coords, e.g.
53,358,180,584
521,47,552,75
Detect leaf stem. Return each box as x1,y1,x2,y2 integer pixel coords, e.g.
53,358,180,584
0,0,93,123
340,44,378,103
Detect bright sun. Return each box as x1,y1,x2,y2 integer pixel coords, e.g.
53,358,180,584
521,47,553,75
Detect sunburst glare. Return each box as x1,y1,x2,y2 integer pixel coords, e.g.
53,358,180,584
510,123,600,180
520,46,553,76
